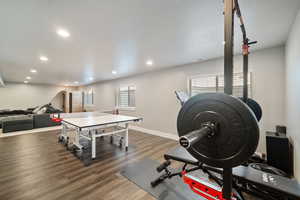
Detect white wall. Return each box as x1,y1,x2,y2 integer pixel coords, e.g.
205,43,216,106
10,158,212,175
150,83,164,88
0,82,68,110
85,46,285,153
285,9,300,180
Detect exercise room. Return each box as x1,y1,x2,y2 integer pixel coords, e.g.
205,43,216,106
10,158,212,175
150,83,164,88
0,0,300,200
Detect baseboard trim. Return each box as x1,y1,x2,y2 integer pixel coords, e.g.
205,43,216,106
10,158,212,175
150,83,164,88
130,125,178,141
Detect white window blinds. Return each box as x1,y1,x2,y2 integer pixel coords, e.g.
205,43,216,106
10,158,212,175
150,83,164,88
83,90,94,105
118,86,136,108
190,75,217,96
190,72,252,97
218,73,252,97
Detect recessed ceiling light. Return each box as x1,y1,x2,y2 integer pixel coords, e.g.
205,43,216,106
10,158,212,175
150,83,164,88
26,76,32,80
56,29,70,38
24,80,29,84
112,70,117,74
146,60,153,66
89,77,94,81
40,56,48,62
30,69,37,73
74,81,79,84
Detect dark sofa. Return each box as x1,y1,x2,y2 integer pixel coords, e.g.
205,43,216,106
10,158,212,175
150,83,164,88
1,114,61,133
0,104,62,133
1,115,33,133
0,110,32,116
33,114,61,129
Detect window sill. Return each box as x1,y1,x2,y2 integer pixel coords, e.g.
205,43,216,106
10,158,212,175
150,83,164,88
117,107,136,111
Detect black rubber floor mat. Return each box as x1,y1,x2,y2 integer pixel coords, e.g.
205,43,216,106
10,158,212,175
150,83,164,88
120,158,205,200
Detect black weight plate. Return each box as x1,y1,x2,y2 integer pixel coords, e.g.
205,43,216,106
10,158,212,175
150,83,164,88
177,93,259,168
243,98,262,122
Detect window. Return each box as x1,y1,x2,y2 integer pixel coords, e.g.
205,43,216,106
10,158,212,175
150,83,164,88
117,85,136,109
218,73,252,97
189,72,252,97
189,75,217,96
83,89,94,105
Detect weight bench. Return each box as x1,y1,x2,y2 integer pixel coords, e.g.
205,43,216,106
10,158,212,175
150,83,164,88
152,146,300,200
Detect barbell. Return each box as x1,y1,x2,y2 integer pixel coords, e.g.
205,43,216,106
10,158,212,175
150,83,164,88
177,93,260,168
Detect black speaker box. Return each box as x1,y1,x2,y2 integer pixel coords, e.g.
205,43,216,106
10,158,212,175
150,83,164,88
266,131,293,177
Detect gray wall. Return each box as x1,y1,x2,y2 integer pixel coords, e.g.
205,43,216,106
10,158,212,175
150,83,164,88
85,46,286,152
0,83,67,110
285,9,300,180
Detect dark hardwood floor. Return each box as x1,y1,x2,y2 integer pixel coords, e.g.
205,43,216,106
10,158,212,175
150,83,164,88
0,130,177,200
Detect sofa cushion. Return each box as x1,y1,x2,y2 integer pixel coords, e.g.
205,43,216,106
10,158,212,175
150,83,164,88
2,115,33,133
1,115,17,129
32,106,42,114
37,107,47,114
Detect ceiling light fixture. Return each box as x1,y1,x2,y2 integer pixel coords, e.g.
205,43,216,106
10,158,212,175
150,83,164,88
40,56,48,62
56,29,70,38
74,81,79,84
30,69,37,73
89,77,94,81
26,76,32,80
112,70,117,74
24,80,29,84
146,60,153,66
222,41,226,45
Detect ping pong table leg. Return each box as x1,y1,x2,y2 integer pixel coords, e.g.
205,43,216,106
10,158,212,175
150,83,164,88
59,123,67,144
74,127,81,147
91,130,96,159
125,123,129,151
62,123,65,134
62,123,66,139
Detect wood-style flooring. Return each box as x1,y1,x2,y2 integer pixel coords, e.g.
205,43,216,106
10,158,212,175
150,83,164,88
0,130,177,200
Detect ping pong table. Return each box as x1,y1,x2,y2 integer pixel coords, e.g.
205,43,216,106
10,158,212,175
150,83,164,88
53,112,142,160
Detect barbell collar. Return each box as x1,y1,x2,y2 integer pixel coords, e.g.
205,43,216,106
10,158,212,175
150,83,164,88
179,123,216,149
